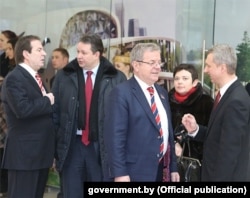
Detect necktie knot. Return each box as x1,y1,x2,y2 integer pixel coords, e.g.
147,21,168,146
213,90,221,109
147,86,154,96
86,71,93,77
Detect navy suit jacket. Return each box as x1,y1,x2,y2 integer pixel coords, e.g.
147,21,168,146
1,65,55,170
104,77,177,181
195,80,250,181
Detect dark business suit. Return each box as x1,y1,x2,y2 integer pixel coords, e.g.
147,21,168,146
1,65,55,197
195,80,250,181
104,77,178,181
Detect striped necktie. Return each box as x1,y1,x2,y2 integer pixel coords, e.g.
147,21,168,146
147,86,164,162
35,73,45,93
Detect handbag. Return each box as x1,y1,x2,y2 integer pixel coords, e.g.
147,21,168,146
175,125,202,182
177,155,201,182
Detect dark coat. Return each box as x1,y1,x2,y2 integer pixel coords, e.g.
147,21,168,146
52,56,126,172
195,80,250,181
1,65,55,170
0,53,10,77
168,83,214,161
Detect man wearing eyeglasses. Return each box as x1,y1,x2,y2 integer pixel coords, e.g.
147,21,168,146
103,43,179,182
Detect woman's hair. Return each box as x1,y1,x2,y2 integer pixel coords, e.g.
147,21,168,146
173,64,198,82
1,30,17,40
7,37,19,65
7,37,19,49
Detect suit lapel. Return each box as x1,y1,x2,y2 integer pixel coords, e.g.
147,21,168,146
207,80,240,134
155,85,169,113
130,77,162,131
17,66,42,93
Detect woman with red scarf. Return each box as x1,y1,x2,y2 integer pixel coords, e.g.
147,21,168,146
168,63,214,181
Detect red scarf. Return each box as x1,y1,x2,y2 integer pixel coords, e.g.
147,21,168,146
174,86,197,103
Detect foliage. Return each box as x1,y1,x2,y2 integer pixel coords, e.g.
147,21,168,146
236,31,250,82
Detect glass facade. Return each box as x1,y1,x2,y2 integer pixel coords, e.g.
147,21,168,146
1,0,250,91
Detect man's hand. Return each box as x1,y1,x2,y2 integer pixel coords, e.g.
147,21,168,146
44,92,54,105
114,175,130,182
182,114,198,134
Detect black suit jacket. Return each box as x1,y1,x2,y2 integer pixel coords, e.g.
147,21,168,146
195,80,250,181
1,65,55,170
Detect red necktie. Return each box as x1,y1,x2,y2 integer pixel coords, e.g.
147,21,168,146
147,87,164,162
213,91,221,109
82,71,93,145
35,73,45,93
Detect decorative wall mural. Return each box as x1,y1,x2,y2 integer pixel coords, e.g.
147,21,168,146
59,10,118,49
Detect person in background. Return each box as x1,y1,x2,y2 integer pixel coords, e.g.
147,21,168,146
0,37,19,198
0,31,17,198
5,37,19,72
182,44,250,181
0,76,7,198
49,47,69,198
104,43,179,182
52,33,126,198
50,47,69,89
0,30,17,77
168,63,214,181
112,52,133,79
1,35,55,198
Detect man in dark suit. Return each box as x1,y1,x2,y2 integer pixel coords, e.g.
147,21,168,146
1,35,55,198
49,47,69,90
182,44,250,181
103,43,179,182
52,33,126,197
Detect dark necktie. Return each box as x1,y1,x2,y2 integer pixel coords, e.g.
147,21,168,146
213,91,221,109
82,71,93,145
35,73,45,93
147,86,164,162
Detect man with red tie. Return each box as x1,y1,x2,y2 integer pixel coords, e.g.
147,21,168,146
1,35,55,198
103,43,179,182
182,44,250,181
52,33,126,197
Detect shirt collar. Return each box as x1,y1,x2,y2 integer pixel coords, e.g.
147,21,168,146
219,77,237,97
134,75,156,91
83,64,99,76
19,63,37,78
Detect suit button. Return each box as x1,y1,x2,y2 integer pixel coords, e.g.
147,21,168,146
158,136,160,139
157,154,160,157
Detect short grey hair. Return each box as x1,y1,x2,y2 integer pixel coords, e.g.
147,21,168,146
207,44,237,74
130,43,160,63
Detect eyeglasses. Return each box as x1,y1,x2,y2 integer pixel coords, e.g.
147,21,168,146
136,60,165,67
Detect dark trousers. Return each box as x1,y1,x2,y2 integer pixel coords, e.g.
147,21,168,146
156,159,164,182
8,168,49,198
0,148,8,193
57,171,63,198
61,136,102,198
